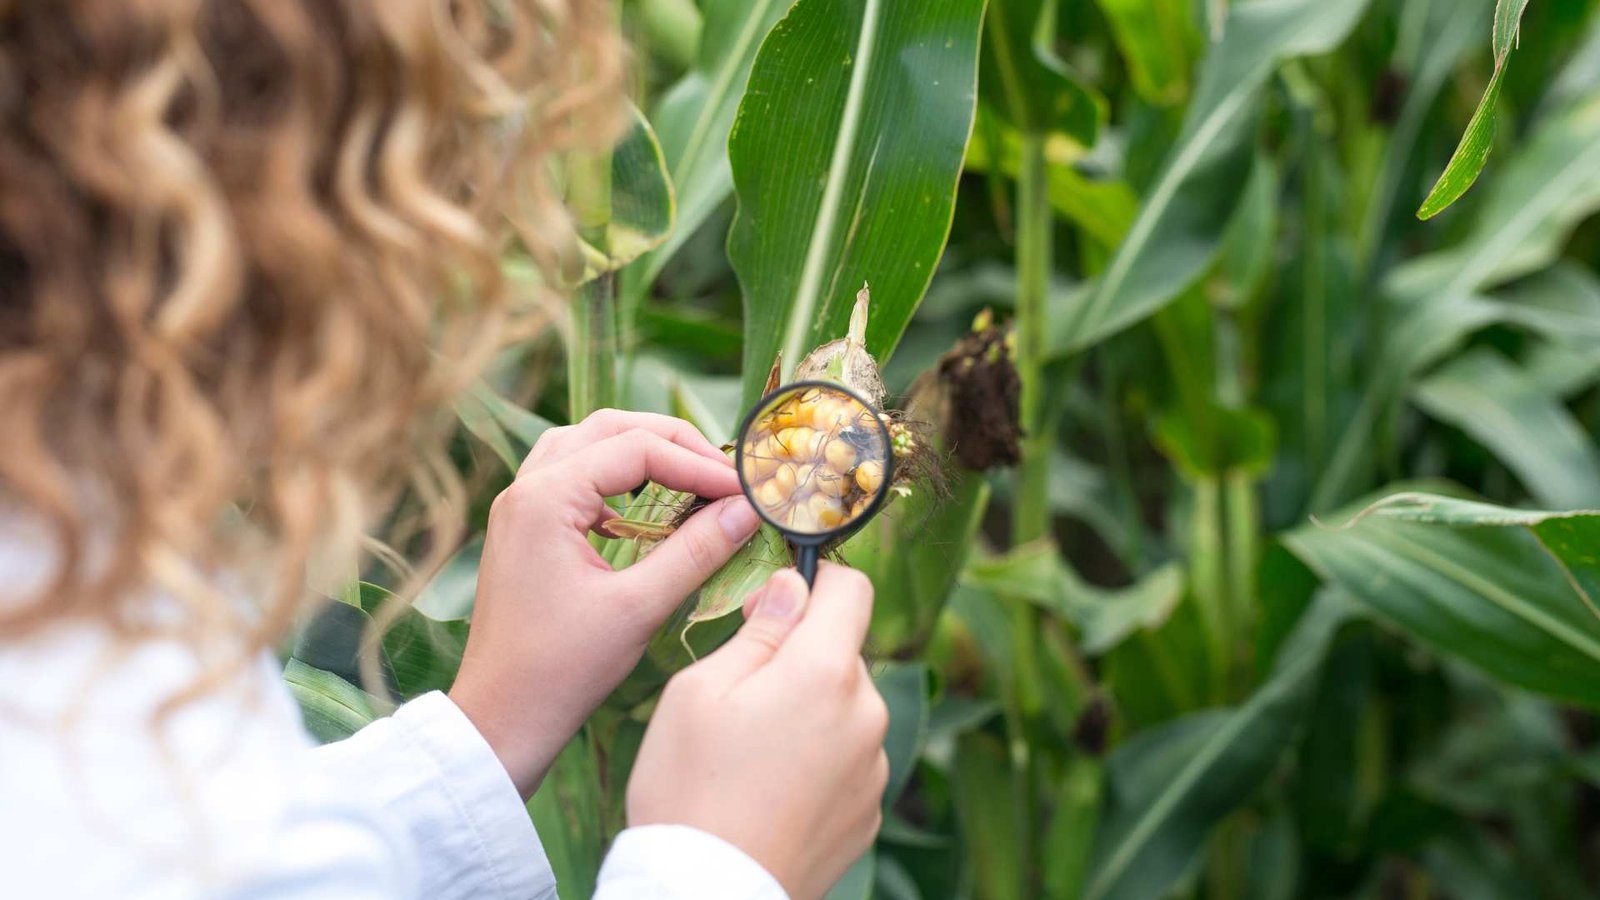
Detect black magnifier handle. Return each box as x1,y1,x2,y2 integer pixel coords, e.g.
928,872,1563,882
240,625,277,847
796,544,819,588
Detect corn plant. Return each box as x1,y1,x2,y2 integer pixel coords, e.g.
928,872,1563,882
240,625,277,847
290,0,1600,896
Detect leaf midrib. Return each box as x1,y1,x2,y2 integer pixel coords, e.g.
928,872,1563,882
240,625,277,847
780,0,884,377
1358,526,1600,664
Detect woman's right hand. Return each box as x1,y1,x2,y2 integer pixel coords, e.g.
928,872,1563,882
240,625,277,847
625,563,889,900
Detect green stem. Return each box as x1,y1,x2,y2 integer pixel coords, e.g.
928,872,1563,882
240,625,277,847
1223,467,1257,693
565,130,617,420
1013,134,1051,545
569,273,619,418
1005,131,1054,893
1192,476,1229,704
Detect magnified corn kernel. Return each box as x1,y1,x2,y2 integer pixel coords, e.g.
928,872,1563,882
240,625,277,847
771,463,798,497
808,493,847,529
824,439,856,473
815,470,850,497
754,479,788,510
854,459,883,495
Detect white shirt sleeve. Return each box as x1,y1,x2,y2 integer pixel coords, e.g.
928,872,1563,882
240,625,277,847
598,825,790,900
312,691,559,900
317,692,790,900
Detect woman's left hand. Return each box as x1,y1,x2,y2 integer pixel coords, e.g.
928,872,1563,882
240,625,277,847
448,409,760,799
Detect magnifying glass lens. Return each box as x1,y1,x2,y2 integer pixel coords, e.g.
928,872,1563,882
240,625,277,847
738,385,891,537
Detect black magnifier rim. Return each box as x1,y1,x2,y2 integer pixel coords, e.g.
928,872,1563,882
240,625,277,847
734,379,895,546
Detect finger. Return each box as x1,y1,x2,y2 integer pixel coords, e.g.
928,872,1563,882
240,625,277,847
561,430,741,501
689,568,810,682
612,496,761,612
776,561,873,668
521,409,728,475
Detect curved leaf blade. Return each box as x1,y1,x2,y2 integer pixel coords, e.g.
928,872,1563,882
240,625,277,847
284,659,378,744
1416,0,1532,219
570,105,676,284
727,0,986,403
1285,495,1600,707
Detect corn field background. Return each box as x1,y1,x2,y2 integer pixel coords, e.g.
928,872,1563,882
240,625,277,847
287,0,1600,897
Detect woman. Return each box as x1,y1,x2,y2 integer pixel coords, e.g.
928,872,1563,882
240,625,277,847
0,2,888,898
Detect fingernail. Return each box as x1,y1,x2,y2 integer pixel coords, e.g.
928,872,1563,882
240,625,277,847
718,497,760,542
756,570,806,621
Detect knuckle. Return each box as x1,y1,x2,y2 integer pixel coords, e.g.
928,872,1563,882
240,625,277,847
588,407,626,426
622,427,666,452
489,477,537,522
532,424,572,453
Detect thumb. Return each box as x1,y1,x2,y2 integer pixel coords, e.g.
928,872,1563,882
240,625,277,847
616,496,761,616
694,569,809,680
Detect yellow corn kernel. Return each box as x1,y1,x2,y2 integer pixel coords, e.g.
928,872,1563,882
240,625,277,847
824,438,856,473
854,459,884,495
774,426,817,460
815,470,850,497
807,492,847,529
771,462,798,497
744,439,781,481
787,503,819,532
754,479,788,511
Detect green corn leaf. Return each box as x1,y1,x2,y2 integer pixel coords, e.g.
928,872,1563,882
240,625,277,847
1091,0,1197,107
1084,594,1351,900
875,662,932,808
964,110,1138,250
283,659,378,745
623,0,797,320
1058,0,1372,354
1357,0,1493,268
1314,88,1600,511
847,471,990,655
292,583,467,702
1415,0,1532,220
980,0,1104,142
727,0,986,404
1285,492,1600,707
953,730,1028,900
529,733,605,899
1413,349,1600,509
454,381,556,474
963,540,1186,657
568,104,676,285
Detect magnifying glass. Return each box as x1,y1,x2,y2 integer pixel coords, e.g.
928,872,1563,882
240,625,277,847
735,380,895,587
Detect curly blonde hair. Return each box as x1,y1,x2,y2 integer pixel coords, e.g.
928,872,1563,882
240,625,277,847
0,1,622,670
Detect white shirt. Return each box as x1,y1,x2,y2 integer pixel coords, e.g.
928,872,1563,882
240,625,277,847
0,586,786,898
